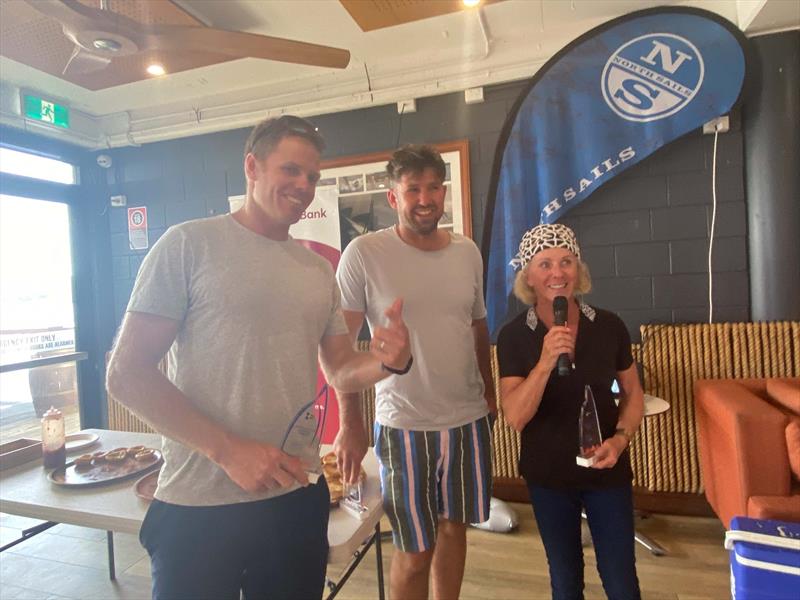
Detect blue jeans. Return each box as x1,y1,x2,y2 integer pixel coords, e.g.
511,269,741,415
527,484,641,600
140,479,329,600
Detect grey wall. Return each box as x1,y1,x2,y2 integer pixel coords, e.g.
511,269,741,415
103,81,749,342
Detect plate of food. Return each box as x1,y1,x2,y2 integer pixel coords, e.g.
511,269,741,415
65,432,100,453
134,469,160,502
48,446,162,486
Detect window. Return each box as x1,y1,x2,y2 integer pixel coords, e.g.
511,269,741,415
0,147,76,185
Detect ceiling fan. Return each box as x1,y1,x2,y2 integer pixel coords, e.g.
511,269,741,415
23,0,351,76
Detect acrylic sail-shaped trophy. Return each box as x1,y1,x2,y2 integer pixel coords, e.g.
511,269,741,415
281,385,328,483
576,384,603,467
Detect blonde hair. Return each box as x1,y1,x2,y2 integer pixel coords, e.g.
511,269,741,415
512,261,593,306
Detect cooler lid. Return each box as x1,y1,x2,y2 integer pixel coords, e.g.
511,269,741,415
726,516,800,572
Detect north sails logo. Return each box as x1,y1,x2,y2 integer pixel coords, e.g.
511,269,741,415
602,33,704,122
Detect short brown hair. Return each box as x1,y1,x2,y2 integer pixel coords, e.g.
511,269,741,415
244,115,325,161
386,144,446,184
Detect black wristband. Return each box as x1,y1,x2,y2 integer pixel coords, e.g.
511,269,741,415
382,355,413,375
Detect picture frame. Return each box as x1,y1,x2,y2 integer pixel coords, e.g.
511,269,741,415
319,140,472,251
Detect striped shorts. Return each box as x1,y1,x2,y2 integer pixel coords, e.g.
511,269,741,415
373,416,492,553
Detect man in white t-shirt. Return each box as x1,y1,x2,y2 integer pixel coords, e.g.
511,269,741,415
336,144,496,600
106,116,411,599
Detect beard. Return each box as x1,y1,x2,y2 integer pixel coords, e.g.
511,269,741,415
404,210,441,235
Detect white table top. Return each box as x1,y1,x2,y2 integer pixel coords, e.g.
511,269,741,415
644,394,670,417
0,429,382,564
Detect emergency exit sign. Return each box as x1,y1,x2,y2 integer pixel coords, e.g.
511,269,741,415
24,95,69,129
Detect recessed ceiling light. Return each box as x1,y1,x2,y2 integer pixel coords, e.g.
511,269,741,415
146,64,166,76
463,0,481,7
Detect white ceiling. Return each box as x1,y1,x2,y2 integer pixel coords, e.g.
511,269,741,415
0,0,797,148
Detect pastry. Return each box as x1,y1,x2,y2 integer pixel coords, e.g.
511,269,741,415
105,450,127,462
74,454,93,470
127,445,145,456
328,480,344,504
134,448,156,462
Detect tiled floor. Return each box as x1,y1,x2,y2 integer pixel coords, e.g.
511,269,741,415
1,514,151,600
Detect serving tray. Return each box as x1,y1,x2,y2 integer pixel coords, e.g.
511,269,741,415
48,449,162,487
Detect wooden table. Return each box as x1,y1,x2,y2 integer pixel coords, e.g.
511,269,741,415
0,429,385,599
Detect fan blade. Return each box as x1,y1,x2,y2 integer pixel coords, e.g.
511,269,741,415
23,0,115,30
141,24,350,69
24,0,147,43
62,44,112,75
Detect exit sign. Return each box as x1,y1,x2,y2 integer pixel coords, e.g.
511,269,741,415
24,95,69,129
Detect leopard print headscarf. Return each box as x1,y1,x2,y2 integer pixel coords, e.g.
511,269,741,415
510,223,581,270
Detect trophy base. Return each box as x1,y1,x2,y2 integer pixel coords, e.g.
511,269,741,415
576,455,596,468
341,497,369,520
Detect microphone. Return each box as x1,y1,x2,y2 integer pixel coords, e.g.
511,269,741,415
553,296,571,376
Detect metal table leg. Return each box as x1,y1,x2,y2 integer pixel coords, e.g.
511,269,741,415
0,521,57,552
634,530,667,556
375,522,385,600
582,509,667,556
324,523,384,600
107,530,116,580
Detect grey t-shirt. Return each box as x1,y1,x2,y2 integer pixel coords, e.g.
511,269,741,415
337,227,488,430
127,214,347,506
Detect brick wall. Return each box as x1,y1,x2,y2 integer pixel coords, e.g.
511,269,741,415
104,81,749,340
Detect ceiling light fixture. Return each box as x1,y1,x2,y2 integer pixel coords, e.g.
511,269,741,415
146,64,166,76
463,0,481,7
92,39,121,52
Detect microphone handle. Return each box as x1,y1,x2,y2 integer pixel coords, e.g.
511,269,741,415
557,353,571,376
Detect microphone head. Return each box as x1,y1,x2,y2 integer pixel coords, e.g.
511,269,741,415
553,295,568,325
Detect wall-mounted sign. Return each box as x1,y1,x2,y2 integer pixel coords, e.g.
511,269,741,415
128,207,149,250
23,94,70,129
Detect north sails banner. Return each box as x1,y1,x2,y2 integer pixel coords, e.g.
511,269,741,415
482,7,747,336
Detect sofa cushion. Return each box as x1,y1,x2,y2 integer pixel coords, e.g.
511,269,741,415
748,493,800,522
766,378,800,416
787,419,800,482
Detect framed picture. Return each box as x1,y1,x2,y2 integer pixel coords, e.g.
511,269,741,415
319,140,472,251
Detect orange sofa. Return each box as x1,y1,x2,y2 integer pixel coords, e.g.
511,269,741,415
695,377,800,527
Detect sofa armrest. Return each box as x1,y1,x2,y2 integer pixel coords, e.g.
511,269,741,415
695,380,791,526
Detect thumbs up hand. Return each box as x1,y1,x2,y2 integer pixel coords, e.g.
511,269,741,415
370,298,412,373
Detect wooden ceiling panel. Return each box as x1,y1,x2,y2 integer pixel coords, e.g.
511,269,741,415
0,0,215,90
0,2,75,75
340,0,503,32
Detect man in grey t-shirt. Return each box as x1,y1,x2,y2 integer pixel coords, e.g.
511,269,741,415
336,145,496,600
106,116,411,599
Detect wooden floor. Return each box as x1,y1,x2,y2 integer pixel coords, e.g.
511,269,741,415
329,505,731,599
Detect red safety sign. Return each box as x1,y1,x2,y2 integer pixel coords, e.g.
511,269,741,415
128,206,149,250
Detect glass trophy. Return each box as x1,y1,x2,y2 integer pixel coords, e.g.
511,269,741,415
341,481,368,520
281,385,328,483
576,384,603,467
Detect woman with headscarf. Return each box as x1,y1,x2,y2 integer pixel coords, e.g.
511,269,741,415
497,223,644,600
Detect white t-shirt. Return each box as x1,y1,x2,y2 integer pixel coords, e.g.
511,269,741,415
127,215,347,506
337,227,488,430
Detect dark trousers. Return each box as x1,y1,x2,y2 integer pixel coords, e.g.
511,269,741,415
527,484,641,600
139,479,329,600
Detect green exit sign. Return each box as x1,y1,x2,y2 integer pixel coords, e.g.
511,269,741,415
24,95,69,129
